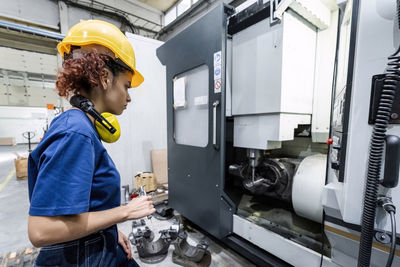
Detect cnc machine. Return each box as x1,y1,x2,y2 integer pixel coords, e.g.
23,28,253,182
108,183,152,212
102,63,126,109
157,0,400,266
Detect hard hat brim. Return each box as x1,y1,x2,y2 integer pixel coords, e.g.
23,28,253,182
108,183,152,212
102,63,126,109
131,68,144,88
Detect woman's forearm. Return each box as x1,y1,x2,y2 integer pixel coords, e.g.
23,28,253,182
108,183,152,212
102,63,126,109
28,205,128,247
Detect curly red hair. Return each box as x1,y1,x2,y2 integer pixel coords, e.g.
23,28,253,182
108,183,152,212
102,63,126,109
56,52,126,97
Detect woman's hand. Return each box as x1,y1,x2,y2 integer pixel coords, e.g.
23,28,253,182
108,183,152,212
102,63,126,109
118,230,132,259
124,196,155,220
28,198,155,248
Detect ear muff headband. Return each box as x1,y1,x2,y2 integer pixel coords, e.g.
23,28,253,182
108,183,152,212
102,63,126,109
70,95,116,134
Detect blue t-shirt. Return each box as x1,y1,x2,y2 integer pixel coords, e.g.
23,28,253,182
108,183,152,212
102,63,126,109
28,109,121,223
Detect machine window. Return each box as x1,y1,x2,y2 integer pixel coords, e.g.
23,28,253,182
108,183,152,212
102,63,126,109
173,64,209,147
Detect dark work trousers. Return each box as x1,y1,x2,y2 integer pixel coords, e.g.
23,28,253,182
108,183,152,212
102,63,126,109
34,230,140,267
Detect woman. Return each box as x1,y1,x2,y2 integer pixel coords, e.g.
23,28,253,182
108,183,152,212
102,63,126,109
27,20,154,266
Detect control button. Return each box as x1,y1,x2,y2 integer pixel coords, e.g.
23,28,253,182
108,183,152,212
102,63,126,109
327,138,333,145
332,144,341,150
331,160,340,170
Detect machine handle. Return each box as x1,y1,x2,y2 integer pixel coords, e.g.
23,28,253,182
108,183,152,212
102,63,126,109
382,135,400,188
213,100,220,150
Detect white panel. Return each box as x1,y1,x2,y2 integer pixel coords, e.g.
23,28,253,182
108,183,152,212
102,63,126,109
0,0,59,29
232,11,317,149
326,0,400,233
0,76,9,106
43,82,55,89
289,0,331,29
8,76,28,106
0,48,25,72
312,10,339,143
8,88,28,105
281,10,316,113
42,88,60,107
28,81,44,89
233,113,310,149
27,86,46,107
103,33,166,192
177,0,191,16
0,47,57,76
232,18,283,115
23,51,58,76
24,53,43,72
164,8,177,26
233,215,339,267
0,83,8,106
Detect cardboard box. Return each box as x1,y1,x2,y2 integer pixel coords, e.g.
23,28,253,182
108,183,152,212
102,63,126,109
151,149,168,186
0,137,16,146
135,172,157,192
14,154,28,180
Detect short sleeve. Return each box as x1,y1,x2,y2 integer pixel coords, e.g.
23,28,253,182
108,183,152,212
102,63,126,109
29,132,95,216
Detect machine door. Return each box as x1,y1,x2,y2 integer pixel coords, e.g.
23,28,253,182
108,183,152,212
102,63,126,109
157,4,234,238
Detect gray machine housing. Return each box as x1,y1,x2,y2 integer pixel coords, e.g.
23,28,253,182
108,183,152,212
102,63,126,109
157,1,400,266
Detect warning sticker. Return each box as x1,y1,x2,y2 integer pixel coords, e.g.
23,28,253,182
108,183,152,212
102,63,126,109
214,79,221,93
213,51,222,94
214,52,221,64
214,66,221,80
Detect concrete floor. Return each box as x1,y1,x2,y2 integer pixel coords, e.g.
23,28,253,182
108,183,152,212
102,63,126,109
0,144,254,266
0,144,34,255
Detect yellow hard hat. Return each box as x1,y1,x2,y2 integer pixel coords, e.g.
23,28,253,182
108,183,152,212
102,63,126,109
57,20,144,87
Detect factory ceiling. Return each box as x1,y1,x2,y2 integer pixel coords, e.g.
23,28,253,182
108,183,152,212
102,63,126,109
137,0,180,12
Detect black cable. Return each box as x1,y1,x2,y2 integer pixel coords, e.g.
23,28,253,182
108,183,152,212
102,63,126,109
358,1,400,265
385,2,400,266
397,0,400,31
377,197,397,267
386,210,396,267
358,51,400,267
358,29,400,267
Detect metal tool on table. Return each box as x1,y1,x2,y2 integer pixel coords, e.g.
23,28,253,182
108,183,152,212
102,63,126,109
138,185,153,220
122,185,130,205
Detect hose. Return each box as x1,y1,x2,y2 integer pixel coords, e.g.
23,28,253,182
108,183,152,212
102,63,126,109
357,26,400,267
386,210,396,267
398,0,400,31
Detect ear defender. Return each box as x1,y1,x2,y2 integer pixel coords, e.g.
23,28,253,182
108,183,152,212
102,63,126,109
70,95,121,143
95,112,121,143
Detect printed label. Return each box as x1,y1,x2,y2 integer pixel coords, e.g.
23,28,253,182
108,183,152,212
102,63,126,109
213,51,222,94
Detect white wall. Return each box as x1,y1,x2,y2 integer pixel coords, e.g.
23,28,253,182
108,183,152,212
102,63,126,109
0,106,47,144
104,33,167,189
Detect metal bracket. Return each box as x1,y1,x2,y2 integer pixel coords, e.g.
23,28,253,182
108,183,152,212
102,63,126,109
375,232,391,244
172,231,210,264
129,220,181,264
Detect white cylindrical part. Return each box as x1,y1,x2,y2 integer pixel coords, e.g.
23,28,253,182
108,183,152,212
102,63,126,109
292,154,327,223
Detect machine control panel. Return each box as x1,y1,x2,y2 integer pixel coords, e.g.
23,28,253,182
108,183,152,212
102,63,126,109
368,74,400,125
329,135,342,175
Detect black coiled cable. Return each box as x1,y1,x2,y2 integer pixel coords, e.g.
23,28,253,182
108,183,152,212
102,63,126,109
398,0,400,31
357,41,400,267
